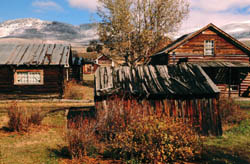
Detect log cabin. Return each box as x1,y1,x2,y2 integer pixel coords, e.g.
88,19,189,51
95,65,222,136
0,43,73,99
149,23,250,97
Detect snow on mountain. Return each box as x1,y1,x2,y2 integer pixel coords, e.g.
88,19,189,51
0,18,250,45
221,22,250,41
0,18,98,44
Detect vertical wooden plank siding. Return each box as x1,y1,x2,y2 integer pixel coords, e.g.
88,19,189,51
95,95,222,136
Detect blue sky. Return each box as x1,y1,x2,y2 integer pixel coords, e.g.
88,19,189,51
0,0,250,29
0,0,98,25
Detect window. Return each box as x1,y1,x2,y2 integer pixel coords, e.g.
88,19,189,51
226,85,238,92
84,64,94,74
14,70,44,85
204,40,214,56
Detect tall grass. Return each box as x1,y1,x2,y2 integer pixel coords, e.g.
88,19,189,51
66,116,98,159
219,98,249,125
7,102,44,132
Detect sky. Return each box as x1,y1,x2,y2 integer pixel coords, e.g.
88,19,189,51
0,0,250,30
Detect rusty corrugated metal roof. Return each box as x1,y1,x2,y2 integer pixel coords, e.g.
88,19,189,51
95,64,220,98
0,44,70,66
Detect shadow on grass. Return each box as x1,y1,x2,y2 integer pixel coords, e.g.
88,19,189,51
201,145,249,164
0,126,13,132
48,146,71,159
82,80,94,88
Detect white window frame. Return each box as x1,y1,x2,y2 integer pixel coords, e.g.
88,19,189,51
14,70,44,85
204,40,214,56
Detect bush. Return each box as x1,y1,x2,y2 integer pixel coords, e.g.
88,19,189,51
66,100,202,163
67,116,98,159
29,109,44,125
219,98,249,125
7,102,44,132
106,116,201,163
95,105,129,141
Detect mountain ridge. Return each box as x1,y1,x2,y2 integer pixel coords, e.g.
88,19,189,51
0,18,250,46
0,18,98,44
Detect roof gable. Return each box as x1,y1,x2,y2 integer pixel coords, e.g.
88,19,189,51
154,23,250,56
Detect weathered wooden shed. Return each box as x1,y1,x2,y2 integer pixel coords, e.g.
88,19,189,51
95,64,222,136
0,43,72,99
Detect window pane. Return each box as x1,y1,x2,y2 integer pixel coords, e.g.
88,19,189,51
204,40,214,56
16,71,42,84
17,72,28,83
28,72,41,84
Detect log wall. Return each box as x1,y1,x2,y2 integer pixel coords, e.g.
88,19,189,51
95,95,222,136
0,65,65,99
168,29,249,64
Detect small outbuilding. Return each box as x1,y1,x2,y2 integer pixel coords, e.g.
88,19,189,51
81,53,116,75
0,43,72,99
95,64,222,136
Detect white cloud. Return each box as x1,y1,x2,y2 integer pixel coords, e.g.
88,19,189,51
67,0,98,11
179,0,250,33
190,0,250,12
32,1,63,12
65,0,250,33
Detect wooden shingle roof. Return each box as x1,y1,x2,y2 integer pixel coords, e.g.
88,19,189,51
0,44,71,66
95,64,220,98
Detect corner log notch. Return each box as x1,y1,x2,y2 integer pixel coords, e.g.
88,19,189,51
95,64,222,136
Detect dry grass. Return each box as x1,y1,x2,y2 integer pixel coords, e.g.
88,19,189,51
0,108,67,164
219,98,249,127
0,102,94,112
0,96,249,163
7,102,45,132
64,80,94,100
64,80,85,100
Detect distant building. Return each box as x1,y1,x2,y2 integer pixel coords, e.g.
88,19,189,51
0,43,75,99
81,53,115,75
149,23,250,97
95,65,222,136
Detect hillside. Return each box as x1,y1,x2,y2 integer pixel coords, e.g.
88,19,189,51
0,18,250,48
221,21,250,41
0,18,98,44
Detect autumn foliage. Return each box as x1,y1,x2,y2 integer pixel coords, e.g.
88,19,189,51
219,98,249,125
7,102,44,132
67,116,98,159
67,101,201,163
105,116,201,163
